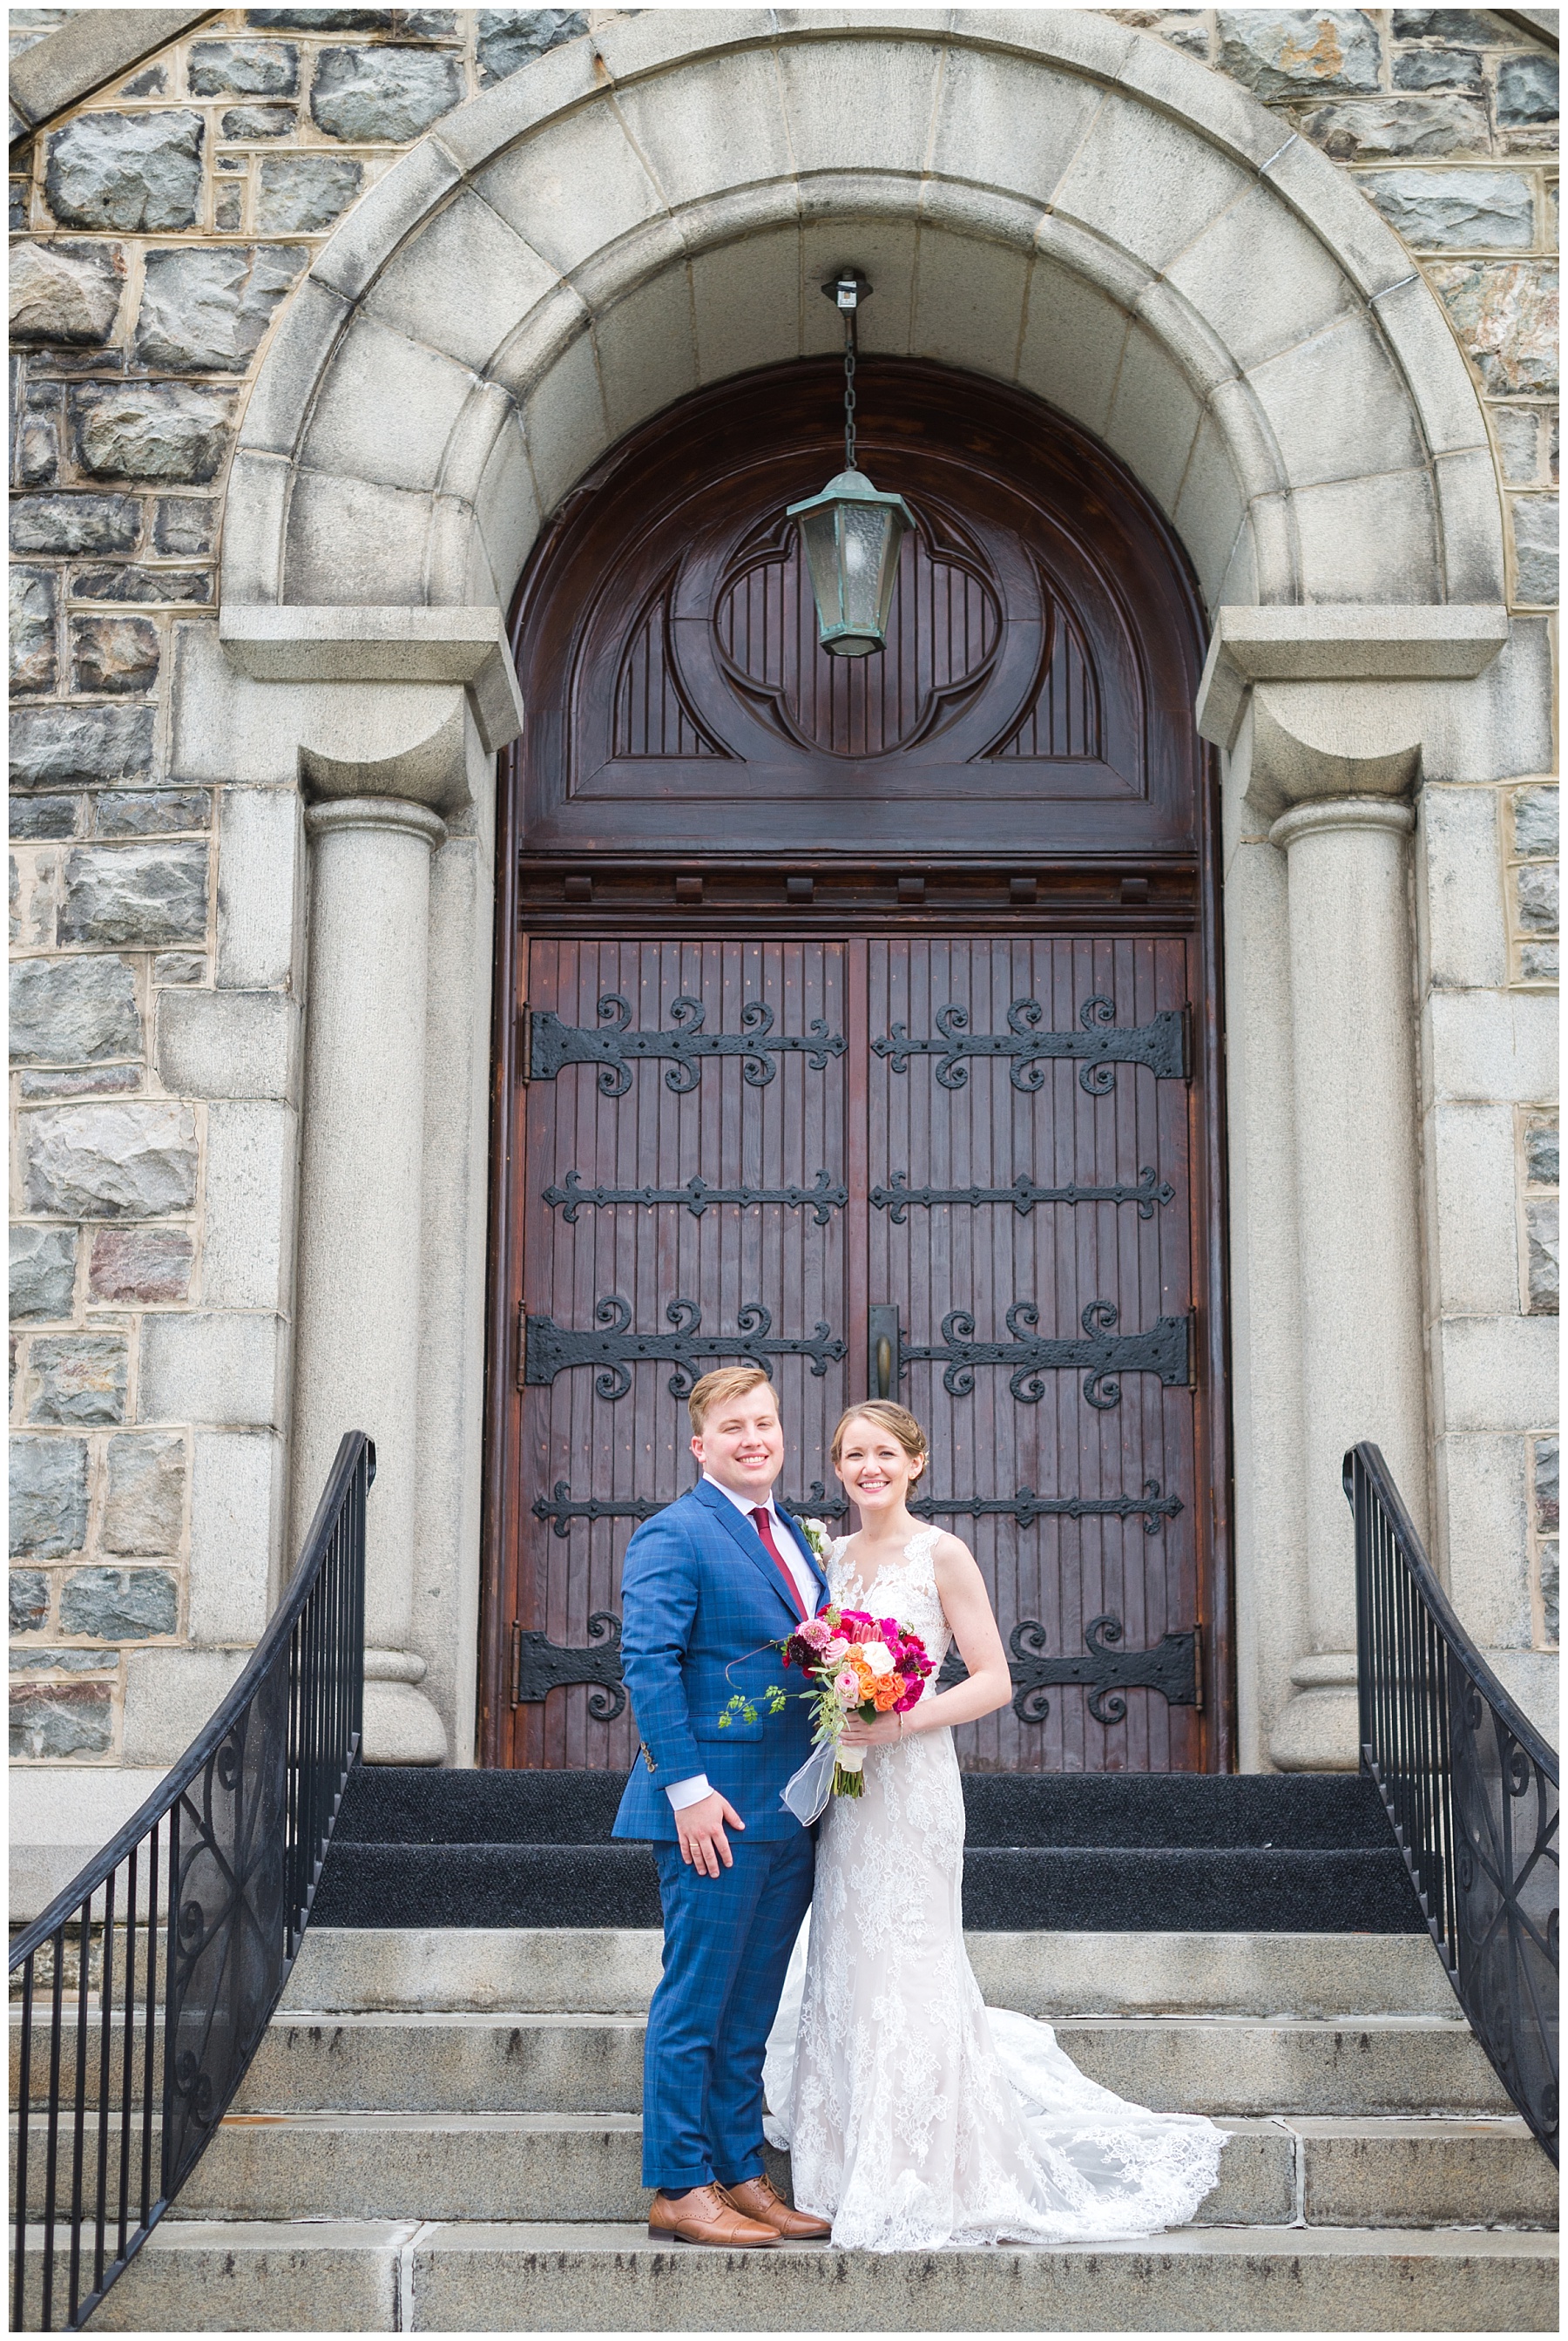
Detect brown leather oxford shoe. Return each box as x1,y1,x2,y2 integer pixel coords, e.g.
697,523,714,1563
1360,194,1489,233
647,2183,779,2246
720,2173,833,2240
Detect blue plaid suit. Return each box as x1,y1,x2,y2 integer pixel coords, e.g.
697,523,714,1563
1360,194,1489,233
612,1481,828,2190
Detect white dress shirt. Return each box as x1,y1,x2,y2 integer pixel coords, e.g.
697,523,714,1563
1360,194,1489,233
665,1476,820,1812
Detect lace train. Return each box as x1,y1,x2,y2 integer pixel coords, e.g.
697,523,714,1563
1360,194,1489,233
761,1530,1227,2253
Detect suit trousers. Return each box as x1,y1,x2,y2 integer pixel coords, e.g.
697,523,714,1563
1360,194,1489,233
643,1831,814,2191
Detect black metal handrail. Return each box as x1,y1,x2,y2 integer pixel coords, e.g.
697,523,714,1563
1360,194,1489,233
10,1432,373,2331
1347,1440,1558,2161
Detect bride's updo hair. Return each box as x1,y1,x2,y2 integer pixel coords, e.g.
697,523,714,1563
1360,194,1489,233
830,1401,929,1481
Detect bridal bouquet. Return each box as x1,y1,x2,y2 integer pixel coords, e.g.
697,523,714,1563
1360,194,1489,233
779,1605,933,1804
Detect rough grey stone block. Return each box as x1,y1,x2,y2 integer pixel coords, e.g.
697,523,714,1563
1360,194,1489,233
10,1569,51,1634
1391,9,1514,36
60,1564,177,1640
10,955,140,1064
22,1101,199,1220
249,8,398,24
17,398,60,489
1216,10,1381,101
9,238,125,344
10,494,140,556
10,566,57,695
94,790,211,838
220,104,296,138
71,382,235,482
89,1225,193,1303
9,1434,90,1557
1524,1119,1559,1188
10,1227,78,1322
152,497,215,558
71,562,212,604
1525,1198,1558,1312
255,155,362,234
10,799,79,843
134,244,307,373
476,9,586,86
71,612,160,694
1541,1539,1559,1644
1301,92,1490,158
309,45,463,142
10,1681,112,1759
20,1067,142,1102
10,705,154,790
1512,494,1558,604
214,185,243,233
102,1431,186,1556
187,38,300,97
1518,939,1558,980
57,844,208,948
1361,167,1535,251
1392,44,1483,93
1427,260,1558,395
25,1333,128,1425
10,1648,117,1673
1497,51,1558,127
1516,860,1559,931
153,951,206,985
44,111,204,233
1513,786,1558,859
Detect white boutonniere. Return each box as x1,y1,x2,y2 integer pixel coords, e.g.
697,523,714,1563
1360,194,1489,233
798,1516,833,1564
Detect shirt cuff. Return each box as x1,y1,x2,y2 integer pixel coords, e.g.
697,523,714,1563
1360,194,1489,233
666,1773,712,1811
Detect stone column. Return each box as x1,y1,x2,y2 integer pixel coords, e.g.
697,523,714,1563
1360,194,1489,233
292,795,449,1763
1267,797,1428,1769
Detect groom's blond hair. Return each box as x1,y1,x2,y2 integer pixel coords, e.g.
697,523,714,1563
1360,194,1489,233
687,1364,774,1435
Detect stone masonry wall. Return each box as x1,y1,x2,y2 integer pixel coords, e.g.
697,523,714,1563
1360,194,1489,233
8,8,1560,1771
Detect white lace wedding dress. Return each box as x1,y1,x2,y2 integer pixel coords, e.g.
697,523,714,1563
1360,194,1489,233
762,1528,1226,2253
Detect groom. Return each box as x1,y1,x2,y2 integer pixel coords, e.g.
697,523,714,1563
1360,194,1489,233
612,1364,834,2247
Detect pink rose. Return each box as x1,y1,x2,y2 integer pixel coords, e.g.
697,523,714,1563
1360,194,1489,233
833,1668,860,1702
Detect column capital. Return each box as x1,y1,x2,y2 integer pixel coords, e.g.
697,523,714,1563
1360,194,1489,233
1269,797,1416,853
305,795,448,850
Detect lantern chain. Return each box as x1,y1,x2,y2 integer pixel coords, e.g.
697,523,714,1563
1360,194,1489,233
842,301,857,473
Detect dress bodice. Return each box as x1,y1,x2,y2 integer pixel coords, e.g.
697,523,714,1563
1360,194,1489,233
828,1527,950,1675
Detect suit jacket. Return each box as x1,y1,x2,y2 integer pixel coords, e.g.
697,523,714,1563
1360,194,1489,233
612,1481,829,1842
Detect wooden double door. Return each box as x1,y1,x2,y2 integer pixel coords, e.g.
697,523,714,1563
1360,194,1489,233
494,929,1214,1772
482,357,1229,1771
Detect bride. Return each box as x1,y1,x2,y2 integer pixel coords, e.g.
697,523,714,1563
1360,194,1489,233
763,1400,1226,2253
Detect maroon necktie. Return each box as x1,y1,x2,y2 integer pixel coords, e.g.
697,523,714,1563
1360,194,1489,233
751,1506,806,1620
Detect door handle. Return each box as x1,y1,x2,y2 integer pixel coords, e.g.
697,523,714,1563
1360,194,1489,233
867,1306,902,1399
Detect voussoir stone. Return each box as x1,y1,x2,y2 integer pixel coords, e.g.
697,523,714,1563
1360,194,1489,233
60,1564,178,1640
23,1100,199,1221
71,383,235,484
1512,495,1558,604
255,155,363,234
9,1434,90,1558
26,1334,128,1427
10,566,57,695
10,955,141,1065
309,44,464,142
57,843,208,949
1428,260,1558,395
10,1228,78,1323
1216,10,1381,99
44,111,204,233
1497,51,1558,126
134,243,308,372
10,1569,51,1634
89,1225,193,1303
187,37,300,97
9,239,125,345
10,705,154,790
102,1431,186,1556
10,494,140,557
476,8,587,85
1301,93,1490,159
71,612,160,695
10,1681,112,1759
1361,167,1535,250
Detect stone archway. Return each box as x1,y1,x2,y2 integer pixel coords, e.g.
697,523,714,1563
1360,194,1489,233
199,10,1517,1770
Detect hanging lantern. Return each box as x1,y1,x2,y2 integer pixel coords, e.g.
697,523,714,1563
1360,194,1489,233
787,274,913,660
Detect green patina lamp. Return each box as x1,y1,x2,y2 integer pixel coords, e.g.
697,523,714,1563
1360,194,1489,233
788,274,913,659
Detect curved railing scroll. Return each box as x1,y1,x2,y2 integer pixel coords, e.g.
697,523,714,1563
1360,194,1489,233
10,1432,373,2331
1347,1441,1558,2162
